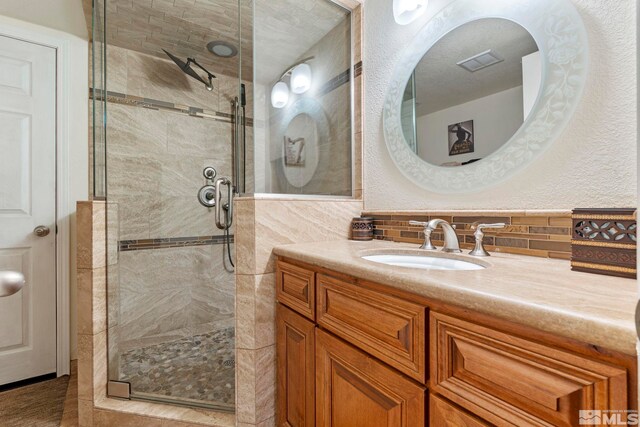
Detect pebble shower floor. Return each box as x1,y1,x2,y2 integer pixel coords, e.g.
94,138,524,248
119,327,235,409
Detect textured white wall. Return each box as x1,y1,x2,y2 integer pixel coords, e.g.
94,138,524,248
363,0,637,210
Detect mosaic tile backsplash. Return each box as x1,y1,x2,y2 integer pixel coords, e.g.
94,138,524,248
364,211,573,260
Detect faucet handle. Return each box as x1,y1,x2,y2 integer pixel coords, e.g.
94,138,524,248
409,220,429,227
472,222,506,231
469,223,505,256
409,220,437,250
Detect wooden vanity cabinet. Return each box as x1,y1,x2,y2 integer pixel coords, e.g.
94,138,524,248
275,258,636,427
430,394,491,427
277,304,316,427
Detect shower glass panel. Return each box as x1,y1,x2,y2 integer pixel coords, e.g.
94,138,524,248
91,0,106,199
102,0,241,411
250,0,353,196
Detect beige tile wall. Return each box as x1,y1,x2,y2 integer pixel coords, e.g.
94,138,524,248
234,196,363,425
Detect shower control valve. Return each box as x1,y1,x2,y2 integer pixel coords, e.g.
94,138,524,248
203,166,217,181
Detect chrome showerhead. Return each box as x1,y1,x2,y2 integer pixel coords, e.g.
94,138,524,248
162,49,216,91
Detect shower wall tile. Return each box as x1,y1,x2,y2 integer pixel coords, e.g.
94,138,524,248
236,273,276,350
116,245,235,348
113,196,152,240
77,267,107,336
157,155,205,197
234,198,257,275
166,114,231,158
106,45,128,95
354,131,363,194
77,201,107,270
124,47,220,111
118,247,213,292
118,287,191,341
236,345,276,424
148,196,219,239
107,104,168,157
252,199,363,274
218,73,239,117
353,4,363,65
107,155,162,198
354,73,363,144
107,263,120,330
78,330,107,403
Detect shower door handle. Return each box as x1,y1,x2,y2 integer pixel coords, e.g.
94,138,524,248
214,177,233,230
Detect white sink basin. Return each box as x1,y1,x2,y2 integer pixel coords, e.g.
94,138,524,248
361,254,485,271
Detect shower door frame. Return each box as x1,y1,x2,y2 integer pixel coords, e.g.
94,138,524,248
0,14,89,378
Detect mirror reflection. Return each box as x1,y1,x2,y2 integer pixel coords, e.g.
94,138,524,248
401,18,541,167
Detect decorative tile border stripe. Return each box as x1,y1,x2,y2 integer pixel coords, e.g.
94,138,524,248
354,61,363,78
119,235,234,252
90,60,363,120
362,211,573,260
89,88,254,127
317,61,364,97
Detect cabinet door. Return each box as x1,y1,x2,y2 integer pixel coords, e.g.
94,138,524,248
430,394,491,427
316,329,425,427
277,304,316,427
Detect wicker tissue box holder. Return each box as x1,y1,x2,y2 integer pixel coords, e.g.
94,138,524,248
571,208,637,279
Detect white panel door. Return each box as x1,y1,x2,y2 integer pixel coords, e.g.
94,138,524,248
0,35,57,385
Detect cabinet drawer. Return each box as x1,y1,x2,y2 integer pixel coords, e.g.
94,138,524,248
316,329,426,427
316,274,427,382
276,261,315,320
431,312,629,427
430,394,491,427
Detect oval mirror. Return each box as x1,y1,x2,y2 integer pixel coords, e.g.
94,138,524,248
383,0,588,193
283,113,320,188
401,18,540,167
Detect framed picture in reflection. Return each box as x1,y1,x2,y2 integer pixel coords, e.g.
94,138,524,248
448,120,474,156
284,136,306,166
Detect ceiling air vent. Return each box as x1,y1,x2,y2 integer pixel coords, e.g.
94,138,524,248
457,49,504,72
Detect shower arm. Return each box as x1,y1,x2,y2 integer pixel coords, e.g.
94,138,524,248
186,57,216,86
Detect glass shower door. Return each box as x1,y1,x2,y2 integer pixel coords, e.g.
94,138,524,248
98,0,243,411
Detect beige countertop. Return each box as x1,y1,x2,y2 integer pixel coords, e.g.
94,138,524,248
273,239,639,356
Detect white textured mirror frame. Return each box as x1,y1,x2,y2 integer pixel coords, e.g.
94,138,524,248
383,0,588,193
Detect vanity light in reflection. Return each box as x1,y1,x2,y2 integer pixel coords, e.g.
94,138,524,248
291,63,312,94
271,57,314,109
271,81,290,108
393,0,428,25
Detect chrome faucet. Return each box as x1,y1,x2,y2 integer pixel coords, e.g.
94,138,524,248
409,219,462,253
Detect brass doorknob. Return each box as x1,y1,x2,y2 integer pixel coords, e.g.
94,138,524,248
34,226,50,237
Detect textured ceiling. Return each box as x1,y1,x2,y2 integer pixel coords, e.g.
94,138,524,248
413,18,539,116
83,0,349,82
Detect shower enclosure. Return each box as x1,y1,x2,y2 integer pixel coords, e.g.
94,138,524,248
92,0,353,412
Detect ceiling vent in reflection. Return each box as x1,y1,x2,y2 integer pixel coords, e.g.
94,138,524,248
457,49,504,72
